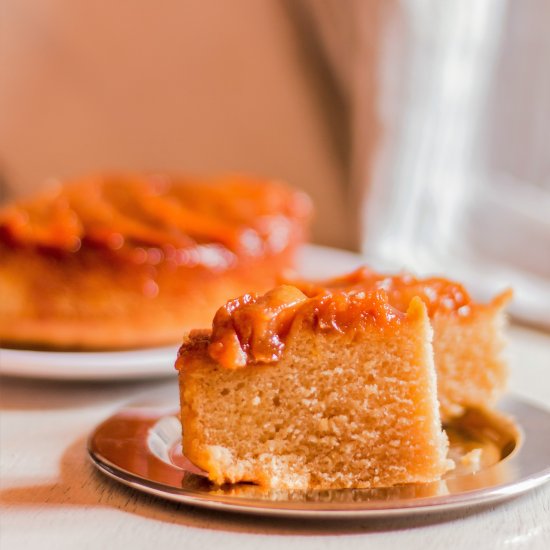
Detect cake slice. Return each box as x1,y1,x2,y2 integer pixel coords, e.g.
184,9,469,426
176,285,451,490
288,268,511,421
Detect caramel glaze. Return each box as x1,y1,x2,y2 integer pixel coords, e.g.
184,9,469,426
0,174,312,269
287,267,473,317
204,266,498,370
207,284,405,369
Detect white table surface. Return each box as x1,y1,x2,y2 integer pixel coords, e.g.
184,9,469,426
1,324,549,550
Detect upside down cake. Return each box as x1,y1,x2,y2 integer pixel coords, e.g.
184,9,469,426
287,268,512,421
0,174,311,349
176,285,452,490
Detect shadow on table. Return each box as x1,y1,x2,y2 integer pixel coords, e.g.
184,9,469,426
0,434,522,535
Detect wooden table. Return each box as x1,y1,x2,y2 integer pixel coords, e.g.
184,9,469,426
1,324,549,550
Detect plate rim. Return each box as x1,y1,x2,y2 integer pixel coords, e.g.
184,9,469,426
0,345,180,380
87,395,550,519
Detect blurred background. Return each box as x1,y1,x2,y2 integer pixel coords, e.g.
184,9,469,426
1,0,549,326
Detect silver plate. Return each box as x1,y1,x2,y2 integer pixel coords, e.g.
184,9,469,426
88,395,550,518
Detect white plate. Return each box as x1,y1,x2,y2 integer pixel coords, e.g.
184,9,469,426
0,345,180,380
0,245,368,380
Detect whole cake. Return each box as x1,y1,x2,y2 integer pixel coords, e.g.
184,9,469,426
176,285,451,490
287,268,512,421
0,174,311,349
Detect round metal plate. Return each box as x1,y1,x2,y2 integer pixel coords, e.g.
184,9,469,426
88,395,550,518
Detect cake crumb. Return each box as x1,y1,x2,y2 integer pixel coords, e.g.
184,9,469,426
460,448,483,472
